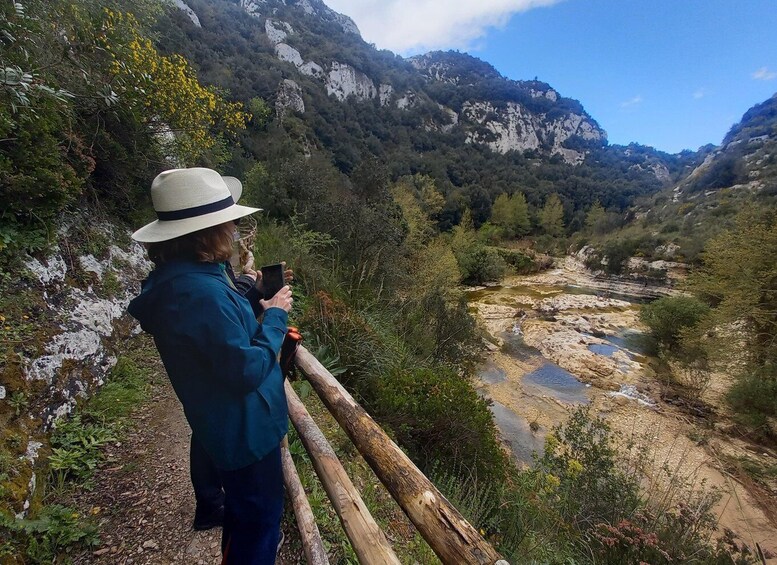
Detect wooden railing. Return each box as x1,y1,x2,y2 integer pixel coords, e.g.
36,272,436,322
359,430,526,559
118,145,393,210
281,345,508,565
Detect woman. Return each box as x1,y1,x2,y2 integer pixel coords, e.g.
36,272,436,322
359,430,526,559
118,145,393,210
128,167,291,564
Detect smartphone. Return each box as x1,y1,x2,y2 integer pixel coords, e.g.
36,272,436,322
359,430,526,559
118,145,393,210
260,263,285,300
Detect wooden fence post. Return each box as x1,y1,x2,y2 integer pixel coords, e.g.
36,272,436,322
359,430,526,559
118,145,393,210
280,438,330,565
294,346,507,565
284,380,401,565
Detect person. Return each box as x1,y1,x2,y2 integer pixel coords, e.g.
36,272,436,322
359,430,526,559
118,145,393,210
128,167,291,564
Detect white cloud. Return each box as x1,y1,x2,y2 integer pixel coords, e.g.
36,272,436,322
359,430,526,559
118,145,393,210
693,88,705,99
752,67,777,81
324,0,564,54
620,95,642,108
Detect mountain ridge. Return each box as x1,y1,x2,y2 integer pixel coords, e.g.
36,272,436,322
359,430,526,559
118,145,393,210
163,0,774,236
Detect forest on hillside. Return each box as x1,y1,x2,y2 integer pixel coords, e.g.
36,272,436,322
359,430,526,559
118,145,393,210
1,0,776,563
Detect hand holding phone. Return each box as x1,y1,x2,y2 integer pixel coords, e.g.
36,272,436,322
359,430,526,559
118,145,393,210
260,263,286,300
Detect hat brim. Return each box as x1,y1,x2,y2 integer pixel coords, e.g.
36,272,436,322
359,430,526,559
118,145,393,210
131,203,262,243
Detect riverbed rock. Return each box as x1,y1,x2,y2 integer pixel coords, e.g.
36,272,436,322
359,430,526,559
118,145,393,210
537,294,631,313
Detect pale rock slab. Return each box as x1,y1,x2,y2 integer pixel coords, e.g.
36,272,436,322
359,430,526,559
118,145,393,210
463,101,542,154
326,62,376,102
79,254,104,280
276,79,305,116
299,60,324,78
25,251,67,285
396,91,417,110
241,0,264,19
275,43,303,67
265,19,293,44
529,88,559,102
172,0,201,27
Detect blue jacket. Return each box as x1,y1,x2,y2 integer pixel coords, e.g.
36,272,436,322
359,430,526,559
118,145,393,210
127,260,289,470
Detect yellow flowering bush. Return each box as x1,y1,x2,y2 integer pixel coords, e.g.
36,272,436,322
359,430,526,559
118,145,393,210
566,458,583,477
99,10,248,162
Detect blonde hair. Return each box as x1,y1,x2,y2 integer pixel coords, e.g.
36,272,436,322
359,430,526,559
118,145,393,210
147,222,234,265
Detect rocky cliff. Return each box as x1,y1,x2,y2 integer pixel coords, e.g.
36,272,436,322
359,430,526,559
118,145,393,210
156,0,683,216
171,0,615,167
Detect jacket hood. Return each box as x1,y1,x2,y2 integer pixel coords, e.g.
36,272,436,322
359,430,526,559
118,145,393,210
128,260,225,335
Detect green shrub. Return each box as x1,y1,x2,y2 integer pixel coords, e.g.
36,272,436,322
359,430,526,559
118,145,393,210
373,366,507,482
534,408,641,531
727,369,777,442
456,244,507,284
0,504,99,563
48,415,116,487
601,239,637,274
640,296,710,352
400,289,478,367
493,247,543,274
83,357,149,426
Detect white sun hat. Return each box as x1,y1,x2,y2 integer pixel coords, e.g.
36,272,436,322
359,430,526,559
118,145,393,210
131,167,262,243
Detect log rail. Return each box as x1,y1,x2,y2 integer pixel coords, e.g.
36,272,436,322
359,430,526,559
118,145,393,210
281,345,508,565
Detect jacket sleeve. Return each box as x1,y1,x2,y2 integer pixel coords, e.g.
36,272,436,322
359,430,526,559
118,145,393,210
234,274,264,317
186,290,287,394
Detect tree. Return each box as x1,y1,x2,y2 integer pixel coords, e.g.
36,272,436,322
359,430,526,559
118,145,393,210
490,192,530,238
585,201,608,235
249,97,272,129
511,192,532,236
688,207,777,368
540,193,565,237
639,296,710,352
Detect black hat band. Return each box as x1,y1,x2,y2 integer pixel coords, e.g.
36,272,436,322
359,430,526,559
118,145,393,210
156,195,235,221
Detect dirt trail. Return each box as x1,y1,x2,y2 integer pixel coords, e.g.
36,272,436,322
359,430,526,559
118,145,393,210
70,364,298,564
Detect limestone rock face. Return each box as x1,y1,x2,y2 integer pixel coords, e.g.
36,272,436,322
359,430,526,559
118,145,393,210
299,60,324,78
463,101,542,154
326,61,376,102
240,0,263,19
438,105,459,132
172,0,201,27
233,3,614,166
22,242,151,427
650,162,671,182
530,87,558,102
248,0,359,36
275,43,303,67
265,20,325,79
460,100,603,164
396,91,417,110
7,223,152,518
408,55,465,84
265,18,293,44
330,11,360,35
276,79,305,116
378,84,394,106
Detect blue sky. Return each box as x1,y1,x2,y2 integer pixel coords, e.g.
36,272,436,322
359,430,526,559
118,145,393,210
325,0,777,153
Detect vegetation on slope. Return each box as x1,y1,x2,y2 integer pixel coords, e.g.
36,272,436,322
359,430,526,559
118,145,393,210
1,0,774,562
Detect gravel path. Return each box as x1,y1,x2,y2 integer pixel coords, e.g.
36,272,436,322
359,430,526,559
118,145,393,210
71,361,298,564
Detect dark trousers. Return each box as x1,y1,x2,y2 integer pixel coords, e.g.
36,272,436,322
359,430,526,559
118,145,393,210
191,435,224,515
190,436,284,565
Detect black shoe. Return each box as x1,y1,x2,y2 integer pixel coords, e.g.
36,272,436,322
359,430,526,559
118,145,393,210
192,505,224,531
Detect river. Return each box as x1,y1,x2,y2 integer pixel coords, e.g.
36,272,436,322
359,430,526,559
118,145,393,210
467,258,777,558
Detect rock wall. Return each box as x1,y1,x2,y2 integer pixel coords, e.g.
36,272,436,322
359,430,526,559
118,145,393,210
461,100,604,164
326,61,376,102
1,220,151,518
276,78,305,116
